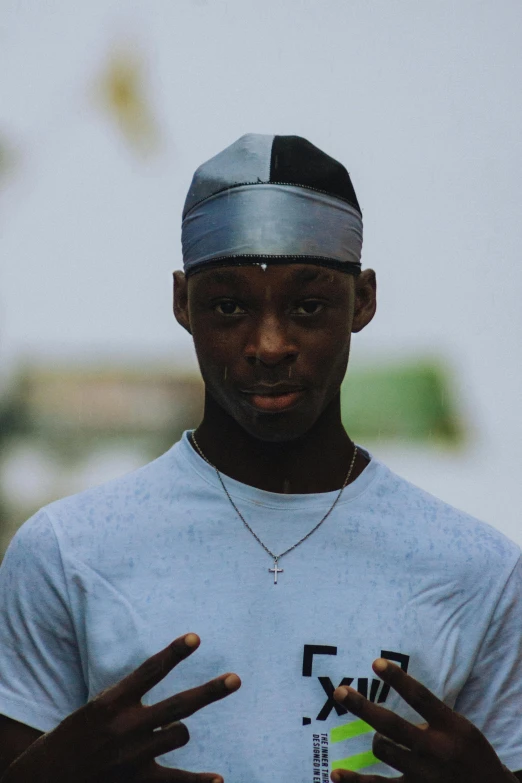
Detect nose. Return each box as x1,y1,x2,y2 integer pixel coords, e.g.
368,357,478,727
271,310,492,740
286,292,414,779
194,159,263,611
244,314,298,368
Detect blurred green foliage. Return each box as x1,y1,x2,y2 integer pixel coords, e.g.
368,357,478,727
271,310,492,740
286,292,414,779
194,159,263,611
341,358,463,446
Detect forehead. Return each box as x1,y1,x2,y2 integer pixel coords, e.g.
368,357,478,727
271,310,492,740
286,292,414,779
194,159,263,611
188,263,351,293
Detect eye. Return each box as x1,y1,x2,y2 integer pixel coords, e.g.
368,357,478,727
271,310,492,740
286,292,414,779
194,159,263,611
214,300,246,316
293,300,324,315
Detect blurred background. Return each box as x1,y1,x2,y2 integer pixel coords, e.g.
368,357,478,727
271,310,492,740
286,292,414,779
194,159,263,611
0,0,521,556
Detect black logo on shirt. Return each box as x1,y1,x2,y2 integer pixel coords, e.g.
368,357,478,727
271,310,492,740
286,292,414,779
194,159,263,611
301,644,410,725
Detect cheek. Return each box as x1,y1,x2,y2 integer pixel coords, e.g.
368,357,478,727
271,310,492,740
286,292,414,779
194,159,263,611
308,325,351,368
312,337,351,397
191,329,238,383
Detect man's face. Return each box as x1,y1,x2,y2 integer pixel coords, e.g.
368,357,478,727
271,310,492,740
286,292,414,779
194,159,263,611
174,263,376,443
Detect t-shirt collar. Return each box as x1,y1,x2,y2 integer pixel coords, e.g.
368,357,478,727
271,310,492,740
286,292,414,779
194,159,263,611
177,429,383,510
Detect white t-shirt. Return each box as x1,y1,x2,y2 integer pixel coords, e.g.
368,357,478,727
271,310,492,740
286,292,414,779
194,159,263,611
0,432,521,780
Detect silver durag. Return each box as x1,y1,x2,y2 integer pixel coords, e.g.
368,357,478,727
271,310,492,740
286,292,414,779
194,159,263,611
181,184,363,275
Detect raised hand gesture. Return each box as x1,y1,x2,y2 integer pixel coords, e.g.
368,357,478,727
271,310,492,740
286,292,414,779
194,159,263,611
1,633,240,783
331,658,518,783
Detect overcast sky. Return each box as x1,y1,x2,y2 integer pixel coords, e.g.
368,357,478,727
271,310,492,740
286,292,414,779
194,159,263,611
1,1,521,540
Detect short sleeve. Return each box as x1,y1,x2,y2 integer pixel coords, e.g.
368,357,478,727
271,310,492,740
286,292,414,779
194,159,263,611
454,554,522,772
0,510,88,731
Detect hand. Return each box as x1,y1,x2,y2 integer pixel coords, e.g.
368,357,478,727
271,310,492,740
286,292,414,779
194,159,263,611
1,633,240,783
331,658,517,783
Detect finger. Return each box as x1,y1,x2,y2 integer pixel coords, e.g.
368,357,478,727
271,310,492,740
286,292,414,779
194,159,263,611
371,658,453,728
109,634,201,705
142,673,241,731
333,685,420,750
144,720,192,760
150,766,223,783
331,770,401,782
131,720,191,769
371,732,412,772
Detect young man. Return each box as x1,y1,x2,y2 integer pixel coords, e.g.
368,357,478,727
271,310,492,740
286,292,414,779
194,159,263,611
0,134,520,783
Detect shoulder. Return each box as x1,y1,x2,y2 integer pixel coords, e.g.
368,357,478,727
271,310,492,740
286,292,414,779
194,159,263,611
1,508,60,572
367,457,520,583
13,441,185,564
57,439,180,508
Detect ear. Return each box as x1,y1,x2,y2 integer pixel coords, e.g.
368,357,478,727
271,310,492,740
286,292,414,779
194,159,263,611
173,271,192,335
351,269,377,333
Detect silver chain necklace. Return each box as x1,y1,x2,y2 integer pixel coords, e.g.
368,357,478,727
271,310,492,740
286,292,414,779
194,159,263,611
190,430,358,584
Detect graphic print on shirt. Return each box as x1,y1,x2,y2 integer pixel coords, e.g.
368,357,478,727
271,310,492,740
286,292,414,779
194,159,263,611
302,644,410,780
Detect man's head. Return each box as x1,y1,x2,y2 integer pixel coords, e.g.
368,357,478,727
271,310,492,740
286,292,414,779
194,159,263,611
174,134,376,442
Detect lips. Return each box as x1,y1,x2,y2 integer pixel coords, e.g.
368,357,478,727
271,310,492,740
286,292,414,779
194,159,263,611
248,390,305,411
239,385,306,413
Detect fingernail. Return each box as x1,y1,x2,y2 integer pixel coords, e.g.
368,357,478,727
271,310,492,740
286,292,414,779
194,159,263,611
373,658,388,673
331,772,342,783
184,633,199,648
334,686,349,701
223,673,240,691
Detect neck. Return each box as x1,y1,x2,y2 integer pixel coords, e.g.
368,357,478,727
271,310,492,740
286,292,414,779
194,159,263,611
192,392,368,494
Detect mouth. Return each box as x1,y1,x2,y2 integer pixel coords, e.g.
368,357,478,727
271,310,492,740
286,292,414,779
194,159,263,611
239,386,306,413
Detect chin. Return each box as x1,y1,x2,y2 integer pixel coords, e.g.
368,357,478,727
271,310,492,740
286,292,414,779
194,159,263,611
234,408,318,444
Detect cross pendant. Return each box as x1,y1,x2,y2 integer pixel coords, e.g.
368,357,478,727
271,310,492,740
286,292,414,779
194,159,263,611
269,558,284,584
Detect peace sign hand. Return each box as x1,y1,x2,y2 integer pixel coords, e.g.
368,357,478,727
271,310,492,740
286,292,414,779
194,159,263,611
1,633,240,783
331,658,518,783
